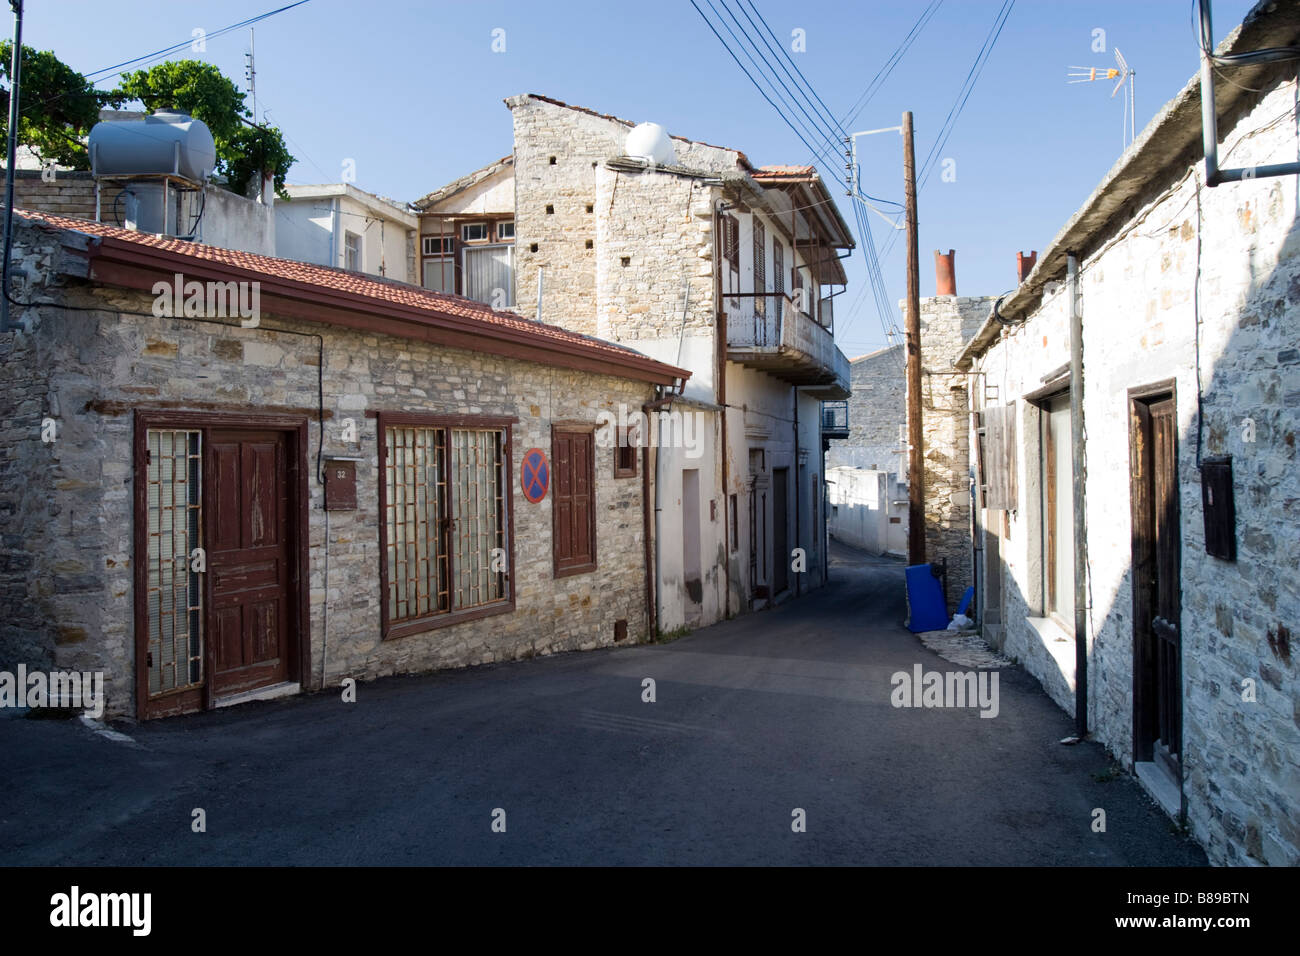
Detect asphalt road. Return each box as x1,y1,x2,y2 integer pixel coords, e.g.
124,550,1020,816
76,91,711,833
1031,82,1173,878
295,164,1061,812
0,543,1206,866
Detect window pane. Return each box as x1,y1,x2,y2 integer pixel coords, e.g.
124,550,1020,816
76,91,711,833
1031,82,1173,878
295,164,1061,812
146,429,203,696
463,245,514,307
385,426,448,622
423,257,454,294
450,429,505,609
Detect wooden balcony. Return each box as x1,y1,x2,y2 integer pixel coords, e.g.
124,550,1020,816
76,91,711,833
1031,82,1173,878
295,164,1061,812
725,293,850,399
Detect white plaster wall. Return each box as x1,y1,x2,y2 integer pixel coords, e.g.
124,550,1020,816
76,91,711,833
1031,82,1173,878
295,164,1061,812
199,186,275,256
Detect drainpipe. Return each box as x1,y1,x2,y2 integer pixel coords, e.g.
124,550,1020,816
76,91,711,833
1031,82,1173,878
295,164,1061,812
1197,0,1300,186
646,393,677,639
714,197,730,618
328,198,338,267
642,397,657,640
1068,251,1089,738
793,389,801,598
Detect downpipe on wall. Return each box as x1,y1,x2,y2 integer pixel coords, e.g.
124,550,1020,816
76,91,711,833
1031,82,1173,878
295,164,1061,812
1068,252,1089,739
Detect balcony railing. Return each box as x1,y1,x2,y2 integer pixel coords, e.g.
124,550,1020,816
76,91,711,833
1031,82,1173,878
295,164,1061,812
821,400,849,436
726,292,849,398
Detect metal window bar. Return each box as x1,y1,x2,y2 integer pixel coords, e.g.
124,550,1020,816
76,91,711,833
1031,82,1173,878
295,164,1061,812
451,429,505,609
773,241,785,327
146,429,203,696
386,426,448,622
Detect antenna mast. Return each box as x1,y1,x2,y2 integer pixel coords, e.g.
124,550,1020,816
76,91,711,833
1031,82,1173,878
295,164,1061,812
1068,47,1136,150
245,28,257,122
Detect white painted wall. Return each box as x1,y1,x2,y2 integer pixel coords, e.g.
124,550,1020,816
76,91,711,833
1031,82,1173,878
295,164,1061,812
276,185,416,283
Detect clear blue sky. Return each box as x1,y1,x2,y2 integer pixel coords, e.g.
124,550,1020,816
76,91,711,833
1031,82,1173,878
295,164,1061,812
23,0,1256,358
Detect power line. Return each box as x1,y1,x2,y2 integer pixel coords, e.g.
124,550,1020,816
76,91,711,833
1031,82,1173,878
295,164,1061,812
702,0,847,178
86,1,313,81
737,0,847,168
878,0,1015,265
691,0,849,192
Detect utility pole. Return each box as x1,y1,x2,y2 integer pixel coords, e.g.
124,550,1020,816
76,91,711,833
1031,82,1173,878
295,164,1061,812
903,111,925,566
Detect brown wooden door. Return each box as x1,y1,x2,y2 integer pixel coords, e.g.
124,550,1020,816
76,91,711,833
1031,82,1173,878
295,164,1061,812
207,429,293,697
1131,395,1182,769
553,428,596,576
772,467,789,595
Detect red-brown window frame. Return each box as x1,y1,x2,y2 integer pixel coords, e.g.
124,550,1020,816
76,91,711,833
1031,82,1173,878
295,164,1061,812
132,409,311,721
614,425,637,478
552,423,598,578
376,412,517,640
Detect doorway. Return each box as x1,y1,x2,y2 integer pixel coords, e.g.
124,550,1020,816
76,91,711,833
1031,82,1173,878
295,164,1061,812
135,413,307,719
1129,387,1182,810
772,467,789,596
681,469,702,612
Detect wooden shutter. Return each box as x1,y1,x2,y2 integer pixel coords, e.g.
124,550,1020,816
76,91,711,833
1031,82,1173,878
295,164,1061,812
553,427,596,576
982,403,1018,511
753,219,766,318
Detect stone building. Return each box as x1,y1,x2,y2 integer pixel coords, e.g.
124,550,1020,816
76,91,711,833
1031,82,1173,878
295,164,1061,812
825,346,906,557
276,183,419,284
412,155,516,304
914,268,997,608
952,0,1300,865
416,94,853,631
827,344,905,473
0,210,686,720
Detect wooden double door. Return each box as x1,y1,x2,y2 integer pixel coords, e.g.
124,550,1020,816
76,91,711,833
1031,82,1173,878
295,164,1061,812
136,414,306,719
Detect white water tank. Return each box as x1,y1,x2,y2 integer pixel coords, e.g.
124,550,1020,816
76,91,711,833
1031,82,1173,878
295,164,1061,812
88,109,217,184
625,122,677,166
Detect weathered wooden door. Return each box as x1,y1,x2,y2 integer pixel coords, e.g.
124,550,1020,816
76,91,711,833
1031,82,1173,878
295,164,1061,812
207,429,293,697
1131,394,1182,771
772,467,789,595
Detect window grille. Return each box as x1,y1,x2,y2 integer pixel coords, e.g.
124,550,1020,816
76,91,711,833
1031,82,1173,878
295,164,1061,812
145,429,203,696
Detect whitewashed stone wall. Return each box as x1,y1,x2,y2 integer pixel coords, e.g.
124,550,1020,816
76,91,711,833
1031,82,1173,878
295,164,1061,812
969,73,1300,865
0,219,656,719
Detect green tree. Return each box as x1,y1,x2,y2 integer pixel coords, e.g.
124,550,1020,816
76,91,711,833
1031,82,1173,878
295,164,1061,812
0,42,102,169
111,60,294,198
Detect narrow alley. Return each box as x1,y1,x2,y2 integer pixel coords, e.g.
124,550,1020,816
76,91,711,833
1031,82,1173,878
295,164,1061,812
0,543,1205,866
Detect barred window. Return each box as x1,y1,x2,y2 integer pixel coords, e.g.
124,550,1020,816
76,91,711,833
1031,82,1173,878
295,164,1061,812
379,415,512,638
145,429,203,696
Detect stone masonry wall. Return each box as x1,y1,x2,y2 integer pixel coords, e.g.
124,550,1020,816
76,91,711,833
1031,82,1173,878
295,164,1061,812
828,344,904,471
594,165,717,345
0,171,116,223
508,97,619,334
0,218,656,719
917,295,995,604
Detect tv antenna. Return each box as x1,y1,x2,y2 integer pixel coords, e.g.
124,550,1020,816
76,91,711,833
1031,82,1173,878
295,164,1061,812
1068,47,1136,150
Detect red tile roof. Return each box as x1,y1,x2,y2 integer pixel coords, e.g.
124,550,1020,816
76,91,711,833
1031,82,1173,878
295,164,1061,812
752,165,818,181
16,208,689,385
